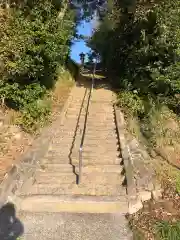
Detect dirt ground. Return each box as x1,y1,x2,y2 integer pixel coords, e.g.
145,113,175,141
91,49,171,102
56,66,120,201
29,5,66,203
128,180,180,240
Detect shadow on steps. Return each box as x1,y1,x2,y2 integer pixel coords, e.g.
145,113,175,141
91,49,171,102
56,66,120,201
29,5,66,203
0,202,24,240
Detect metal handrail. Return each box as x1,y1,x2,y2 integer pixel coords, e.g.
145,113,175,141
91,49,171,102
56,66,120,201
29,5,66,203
78,60,97,184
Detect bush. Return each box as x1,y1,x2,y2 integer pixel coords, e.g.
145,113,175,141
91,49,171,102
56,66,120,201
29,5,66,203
117,90,145,116
17,99,51,133
0,1,74,132
0,82,46,109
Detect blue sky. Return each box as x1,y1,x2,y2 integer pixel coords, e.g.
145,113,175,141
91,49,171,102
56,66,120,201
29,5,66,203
70,20,93,63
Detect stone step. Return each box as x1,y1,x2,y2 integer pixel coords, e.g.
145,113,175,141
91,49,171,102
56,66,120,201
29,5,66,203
35,172,76,184
88,110,114,115
86,124,116,129
49,143,79,152
83,141,119,146
51,138,74,144
80,172,125,185
48,143,73,149
91,100,113,103
88,108,113,112
68,104,84,109
35,168,124,185
83,145,119,152
19,183,126,197
86,122,115,128
71,157,122,165
67,107,85,113
86,130,117,136
83,135,118,141
89,104,113,108
45,151,71,158
76,165,123,173
17,195,128,213
81,150,120,157
38,163,74,172
71,154,121,162
41,157,70,164
66,116,115,123
89,101,113,105
67,112,114,117
53,132,75,138
65,113,85,118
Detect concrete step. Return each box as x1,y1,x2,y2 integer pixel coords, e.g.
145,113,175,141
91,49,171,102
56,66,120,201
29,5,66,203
49,142,80,151
80,151,120,158
48,142,73,149
38,163,74,172
91,100,113,104
19,183,126,197
35,172,76,184
86,123,115,128
65,114,85,119
51,134,74,139
41,157,70,164
76,165,123,173
83,135,118,141
71,155,121,163
85,131,117,138
89,104,113,108
45,151,71,158
68,104,84,109
66,112,114,117
66,117,115,124
83,145,119,152
89,102,113,106
83,141,119,147
51,138,74,144
53,126,76,132
17,195,128,213
88,111,114,115
80,172,125,185
71,157,122,165
84,139,119,146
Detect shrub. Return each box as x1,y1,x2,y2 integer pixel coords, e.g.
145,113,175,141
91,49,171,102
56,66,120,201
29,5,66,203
17,99,51,133
0,1,74,132
117,90,145,116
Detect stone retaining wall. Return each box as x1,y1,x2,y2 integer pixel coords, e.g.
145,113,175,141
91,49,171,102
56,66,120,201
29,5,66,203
114,106,162,214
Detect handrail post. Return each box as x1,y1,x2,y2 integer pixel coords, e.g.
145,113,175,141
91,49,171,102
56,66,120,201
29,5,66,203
78,57,97,184
78,147,82,184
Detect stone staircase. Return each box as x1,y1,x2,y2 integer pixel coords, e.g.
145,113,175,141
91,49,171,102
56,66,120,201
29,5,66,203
13,81,132,239
16,83,126,209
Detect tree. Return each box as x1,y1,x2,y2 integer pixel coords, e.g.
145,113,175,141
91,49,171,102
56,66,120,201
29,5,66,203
0,0,75,131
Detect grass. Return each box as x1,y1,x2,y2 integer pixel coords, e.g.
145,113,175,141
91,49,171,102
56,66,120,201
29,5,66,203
155,220,180,240
154,157,180,194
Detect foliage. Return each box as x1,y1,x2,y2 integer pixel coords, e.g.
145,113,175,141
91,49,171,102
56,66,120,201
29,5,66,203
117,90,145,116
17,99,51,133
89,0,180,112
0,0,75,132
155,220,180,240
0,82,46,108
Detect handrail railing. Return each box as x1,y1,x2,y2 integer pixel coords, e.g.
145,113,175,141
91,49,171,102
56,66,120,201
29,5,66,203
78,60,97,184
